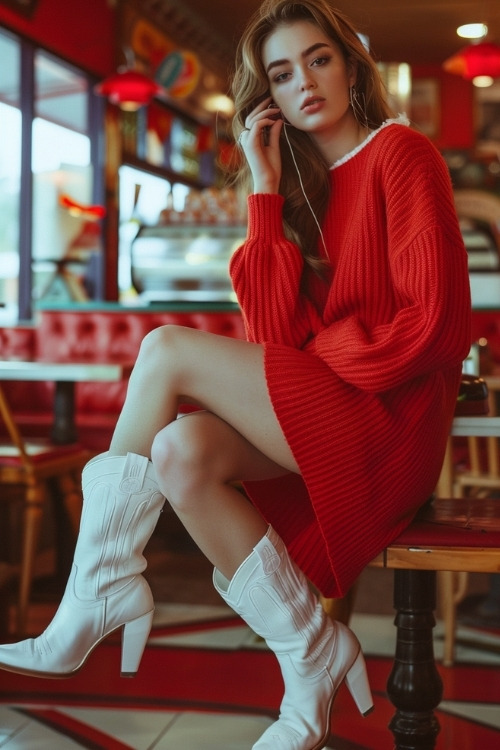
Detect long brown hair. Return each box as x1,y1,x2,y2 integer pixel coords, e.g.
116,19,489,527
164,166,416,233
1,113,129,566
230,0,394,276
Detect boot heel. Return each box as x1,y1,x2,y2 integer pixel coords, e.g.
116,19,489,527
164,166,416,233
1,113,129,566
344,650,374,716
120,610,154,677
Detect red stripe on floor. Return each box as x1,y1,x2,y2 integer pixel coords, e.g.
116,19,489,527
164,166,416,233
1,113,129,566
1,646,284,712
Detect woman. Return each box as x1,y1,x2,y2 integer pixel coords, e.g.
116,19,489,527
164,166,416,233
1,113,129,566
0,1,471,748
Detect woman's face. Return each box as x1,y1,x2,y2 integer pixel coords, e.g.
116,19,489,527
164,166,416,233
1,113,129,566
262,19,357,151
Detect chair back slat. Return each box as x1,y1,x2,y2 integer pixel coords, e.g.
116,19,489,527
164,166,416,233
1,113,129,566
0,383,32,469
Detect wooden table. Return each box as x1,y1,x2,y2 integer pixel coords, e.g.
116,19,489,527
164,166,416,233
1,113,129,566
370,497,500,750
371,408,500,750
0,360,132,444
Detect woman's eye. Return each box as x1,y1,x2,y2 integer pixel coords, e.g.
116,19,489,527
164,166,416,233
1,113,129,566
311,56,330,67
273,71,289,83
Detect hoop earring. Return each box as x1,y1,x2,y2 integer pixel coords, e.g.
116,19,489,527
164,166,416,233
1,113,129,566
349,85,369,129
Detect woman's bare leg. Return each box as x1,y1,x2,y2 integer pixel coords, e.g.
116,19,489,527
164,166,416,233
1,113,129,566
108,324,299,580
109,325,298,473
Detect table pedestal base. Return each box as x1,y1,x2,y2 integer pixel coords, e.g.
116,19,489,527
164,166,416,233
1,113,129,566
387,570,443,750
51,381,77,444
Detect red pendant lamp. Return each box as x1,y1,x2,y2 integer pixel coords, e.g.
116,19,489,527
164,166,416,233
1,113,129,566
95,69,164,111
443,40,500,81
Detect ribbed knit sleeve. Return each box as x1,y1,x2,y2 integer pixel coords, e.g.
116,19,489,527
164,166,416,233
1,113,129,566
311,128,471,391
229,194,323,347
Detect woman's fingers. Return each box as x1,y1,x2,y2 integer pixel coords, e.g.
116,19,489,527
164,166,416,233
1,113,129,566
238,96,283,151
243,96,281,132
237,97,284,192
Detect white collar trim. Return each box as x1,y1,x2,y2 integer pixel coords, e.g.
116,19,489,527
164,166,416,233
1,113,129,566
330,114,410,170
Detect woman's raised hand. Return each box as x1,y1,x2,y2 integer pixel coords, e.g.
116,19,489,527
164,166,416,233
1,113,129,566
238,96,284,194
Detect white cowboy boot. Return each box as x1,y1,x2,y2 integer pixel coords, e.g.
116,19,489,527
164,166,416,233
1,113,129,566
213,526,373,750
0,452,165,679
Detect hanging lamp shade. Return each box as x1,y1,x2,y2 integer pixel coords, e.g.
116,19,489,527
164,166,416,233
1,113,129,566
94,69,164,111
443,40,500,80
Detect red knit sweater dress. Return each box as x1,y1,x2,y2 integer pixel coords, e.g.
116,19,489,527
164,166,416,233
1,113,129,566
229,120,472,598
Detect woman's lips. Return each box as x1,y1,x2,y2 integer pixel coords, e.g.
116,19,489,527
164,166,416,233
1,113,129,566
301,97,325,114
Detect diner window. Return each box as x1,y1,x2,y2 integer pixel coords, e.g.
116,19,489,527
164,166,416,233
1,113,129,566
32,51,94,307
0,30,102,323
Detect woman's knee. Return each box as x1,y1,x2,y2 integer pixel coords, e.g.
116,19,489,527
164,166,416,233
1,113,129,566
138,324,182,364
151,416,214,511
132,324,188,395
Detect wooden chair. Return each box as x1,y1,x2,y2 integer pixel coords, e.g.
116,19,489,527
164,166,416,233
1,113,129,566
0,383,89,635
452,375,500,498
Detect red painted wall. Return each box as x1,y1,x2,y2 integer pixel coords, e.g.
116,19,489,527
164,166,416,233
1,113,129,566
0,0,116,76
413,64,475,150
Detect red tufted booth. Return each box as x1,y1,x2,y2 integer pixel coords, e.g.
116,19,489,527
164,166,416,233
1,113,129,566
0,305,245,451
